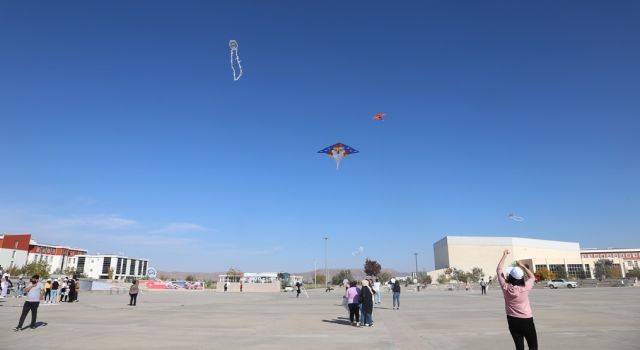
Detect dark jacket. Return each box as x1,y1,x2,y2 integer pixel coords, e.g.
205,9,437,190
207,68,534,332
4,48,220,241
360,285,374,314
392,282,401,293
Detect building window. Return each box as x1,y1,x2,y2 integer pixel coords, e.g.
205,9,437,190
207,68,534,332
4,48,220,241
534,265,547,272
567,264,585,278
77,257,86,273
102,257,111,274
122,259,128,275
130,260,136,275
116,258,123,274
143,261,148,276
12,251,16,258
14,241,19,248
628,261,634,267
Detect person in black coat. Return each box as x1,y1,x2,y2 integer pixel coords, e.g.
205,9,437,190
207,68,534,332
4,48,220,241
360,279,374,326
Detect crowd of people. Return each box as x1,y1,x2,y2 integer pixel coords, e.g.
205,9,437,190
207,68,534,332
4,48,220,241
341,277,402,327
1,274,80,303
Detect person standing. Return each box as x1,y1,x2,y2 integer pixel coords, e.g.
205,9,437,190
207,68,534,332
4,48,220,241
240,281,243,293
497,249,538,350
14,274,44,331
51,279,59,303
480,278,487,295
360,279,374,327
295,281,302,298
59,278,68,302
392,279,401,310
129,280,139,306
67,277,76,303
224,281,228,292
16,278,25,298
465,281,470,291
44,279,52,303
373,278,381,305
344,281,361,327
1,275,11,298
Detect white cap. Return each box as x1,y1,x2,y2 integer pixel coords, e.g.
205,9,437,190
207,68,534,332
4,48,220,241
509,267,524,280
390,278,396,283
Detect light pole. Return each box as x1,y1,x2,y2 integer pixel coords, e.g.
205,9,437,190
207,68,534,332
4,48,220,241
414,252,419,278
314,259,317,289
324,236,329,291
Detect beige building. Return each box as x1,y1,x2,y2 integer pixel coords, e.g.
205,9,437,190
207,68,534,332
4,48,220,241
429,236,589,282
581,248,640,278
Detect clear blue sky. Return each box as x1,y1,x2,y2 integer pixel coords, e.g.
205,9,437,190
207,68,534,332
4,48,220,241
1,1,639,273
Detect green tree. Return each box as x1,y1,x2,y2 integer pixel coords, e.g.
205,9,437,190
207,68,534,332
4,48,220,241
6,264,22,276
64,266,77,276
594,259,615,279
417,272,432,285
22,260,51,278
185,275,196,282
363,258,382,276
450,268,472,283
437,274,448,284
626,268,640,279
378,271,392,283
331,269,353,285
470,267,485,282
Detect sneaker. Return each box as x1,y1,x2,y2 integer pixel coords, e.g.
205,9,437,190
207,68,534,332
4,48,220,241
14,327,21,332
356,322,361,327
365,324,370,327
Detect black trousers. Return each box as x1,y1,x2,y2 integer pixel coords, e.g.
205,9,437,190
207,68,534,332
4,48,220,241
481,286,487,295
17,301,40,328
44,289,51,301
129,293,138,306
507,315,538,350
348,303,360,323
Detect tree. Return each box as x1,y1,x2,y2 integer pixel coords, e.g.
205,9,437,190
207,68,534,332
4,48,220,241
64,266,77,276
21,260,51,278
471,267,485,283
158,273,169,281
363,258,382,276
594,259,615,280
185,275,196,282
534,267,555,281
417,272,432,285
437,274,448,284
107,267,114,280
6,264,22,276
331,270,353,285
626,268,640,279
378,271,392,283
226,267,242,276
450,268,472,283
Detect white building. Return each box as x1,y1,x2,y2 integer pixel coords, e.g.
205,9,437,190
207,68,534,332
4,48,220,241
581,248,640,278
430,236,588,281
67,254,149,281
0,233,86,274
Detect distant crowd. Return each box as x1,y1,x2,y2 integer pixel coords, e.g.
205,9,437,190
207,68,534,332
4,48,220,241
1,273,80,303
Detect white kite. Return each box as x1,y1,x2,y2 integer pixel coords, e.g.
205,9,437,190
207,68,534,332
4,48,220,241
229,40,243,81
352,246,364,256
508,213,524,222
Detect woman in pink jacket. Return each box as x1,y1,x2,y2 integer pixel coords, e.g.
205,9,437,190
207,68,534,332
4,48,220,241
344,281,361,327
497,249,538,350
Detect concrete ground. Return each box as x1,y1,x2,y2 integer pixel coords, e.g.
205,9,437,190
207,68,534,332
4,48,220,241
1,287,638,349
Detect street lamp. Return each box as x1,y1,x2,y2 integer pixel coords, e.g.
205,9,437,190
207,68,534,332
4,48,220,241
324,236,329,291
414,252,419,278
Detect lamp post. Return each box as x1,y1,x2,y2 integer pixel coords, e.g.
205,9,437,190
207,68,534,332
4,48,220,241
414,252,419,278
314,259,317,289
324,236,329,291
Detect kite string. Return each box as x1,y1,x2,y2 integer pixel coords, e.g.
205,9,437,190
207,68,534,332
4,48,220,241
230,47,243,81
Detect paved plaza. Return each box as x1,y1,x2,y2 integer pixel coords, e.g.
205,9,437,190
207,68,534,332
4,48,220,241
1,287,638,349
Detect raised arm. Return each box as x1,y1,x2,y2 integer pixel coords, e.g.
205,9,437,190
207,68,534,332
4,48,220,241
497,249,509,287
516,260,534,279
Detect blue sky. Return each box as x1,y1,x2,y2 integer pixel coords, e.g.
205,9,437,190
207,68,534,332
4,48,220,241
1,1,639,273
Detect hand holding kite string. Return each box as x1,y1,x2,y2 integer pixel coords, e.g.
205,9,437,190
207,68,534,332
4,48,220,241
229,40,243,81
317,142,359,170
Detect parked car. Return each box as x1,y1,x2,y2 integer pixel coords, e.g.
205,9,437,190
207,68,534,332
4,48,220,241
547,279,577,289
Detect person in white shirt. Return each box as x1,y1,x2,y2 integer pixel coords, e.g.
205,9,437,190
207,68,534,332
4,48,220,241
373,278,381,305
14,274,45,331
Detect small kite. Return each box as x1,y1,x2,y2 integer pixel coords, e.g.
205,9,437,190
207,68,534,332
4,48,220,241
352,246,364,256
372,113,385,121
229,40,243,81
508,213,524,222
317,143,359,170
